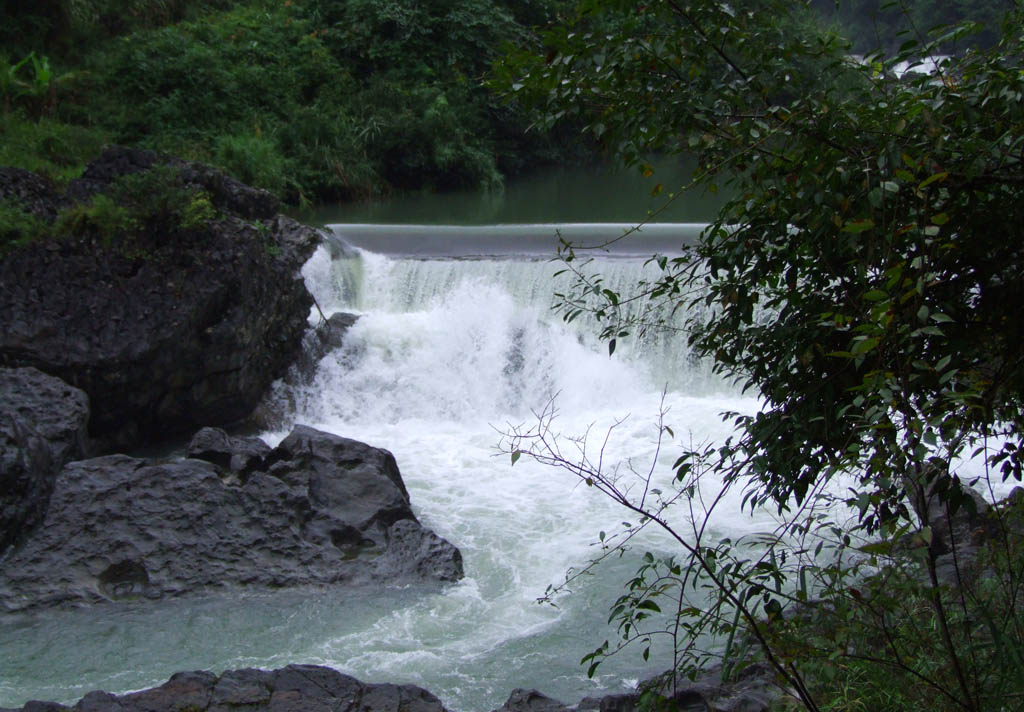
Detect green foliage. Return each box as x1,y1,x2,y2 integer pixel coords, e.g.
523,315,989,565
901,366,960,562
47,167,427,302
52,164,219,250
0,53,33,116
213,131,290,197
764,498,1024,711
0,0,587,204
108,163,217,236
0,0,229,59
500,0,1024,527
0,51,82,120
54,192,136,244
0,199,48,255
0,113,108,184
66,0,557,202
499,1,1024,710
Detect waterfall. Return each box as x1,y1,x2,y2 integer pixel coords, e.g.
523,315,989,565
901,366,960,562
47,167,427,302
252,226,767,709
0,225,768,712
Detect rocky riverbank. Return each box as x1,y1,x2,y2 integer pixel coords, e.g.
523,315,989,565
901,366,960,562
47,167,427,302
1,146,320,451
0,662,782,712
0,150,781,712
0,149,463,670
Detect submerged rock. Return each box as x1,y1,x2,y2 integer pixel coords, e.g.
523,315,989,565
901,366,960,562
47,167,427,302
0,665,449,712
0,367,89,554
0,146,320,450
0,425,463,612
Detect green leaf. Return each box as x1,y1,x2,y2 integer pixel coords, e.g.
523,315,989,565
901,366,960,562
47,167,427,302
842,219,875,234
918,171,949,189
510,450,521,466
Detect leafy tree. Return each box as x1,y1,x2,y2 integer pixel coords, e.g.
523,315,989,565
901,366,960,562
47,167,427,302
497,0,1024,709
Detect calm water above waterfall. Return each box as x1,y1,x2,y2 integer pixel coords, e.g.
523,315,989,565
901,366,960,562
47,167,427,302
0,166,770,712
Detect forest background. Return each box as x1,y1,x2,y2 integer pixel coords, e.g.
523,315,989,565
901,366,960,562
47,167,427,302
0,0,1006,209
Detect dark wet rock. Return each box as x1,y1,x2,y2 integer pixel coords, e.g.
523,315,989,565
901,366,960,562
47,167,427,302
562,663,780,712
0,425,462,612
0,167,62,221
266,311,361,397
1,665,449,712
177,161,280,221
492,689,571,712
187,426,270,478
0,367,89,554
320,312,361,351
637,663,778,712
0,147,321,449
901,474,1000,587
249,311,360,431
576,693,640,712
63,144,161,203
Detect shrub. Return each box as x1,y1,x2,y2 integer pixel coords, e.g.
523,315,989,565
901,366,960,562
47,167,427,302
0,113,109,185
51,163,219,250
0,198,48,255
108,163,217,236
54,192,137,244
213,131,289,197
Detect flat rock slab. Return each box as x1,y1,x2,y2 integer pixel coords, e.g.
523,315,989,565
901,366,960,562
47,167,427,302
0,425,463,612
0,665,448,712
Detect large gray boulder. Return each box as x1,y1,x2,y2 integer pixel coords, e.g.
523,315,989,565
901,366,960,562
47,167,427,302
0,367,89,554
0,146,320,449
0,665,449,712
0,425,463,612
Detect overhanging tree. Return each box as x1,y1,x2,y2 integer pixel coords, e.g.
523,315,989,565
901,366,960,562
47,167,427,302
496,1,1024,709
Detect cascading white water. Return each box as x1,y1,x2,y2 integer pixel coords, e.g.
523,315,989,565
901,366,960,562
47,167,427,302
0,225,771,712
255,227,772,708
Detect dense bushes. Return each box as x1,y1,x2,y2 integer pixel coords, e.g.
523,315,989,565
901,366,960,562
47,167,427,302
0,0,580,207
57,164,217,243
0,1,1012,207
0,115,109,184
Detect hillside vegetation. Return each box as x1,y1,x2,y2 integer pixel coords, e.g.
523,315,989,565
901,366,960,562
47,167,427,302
1,0,583,205
0,0,1011,208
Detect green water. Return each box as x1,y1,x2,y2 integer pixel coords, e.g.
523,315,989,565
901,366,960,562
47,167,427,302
300,159,728,226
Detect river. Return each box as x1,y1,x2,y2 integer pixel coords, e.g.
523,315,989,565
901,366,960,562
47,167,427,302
0,162,774,711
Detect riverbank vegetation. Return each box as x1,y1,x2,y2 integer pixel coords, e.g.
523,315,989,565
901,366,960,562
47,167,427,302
1,0,1007,210
498,0,1024,710
0,0,587,206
